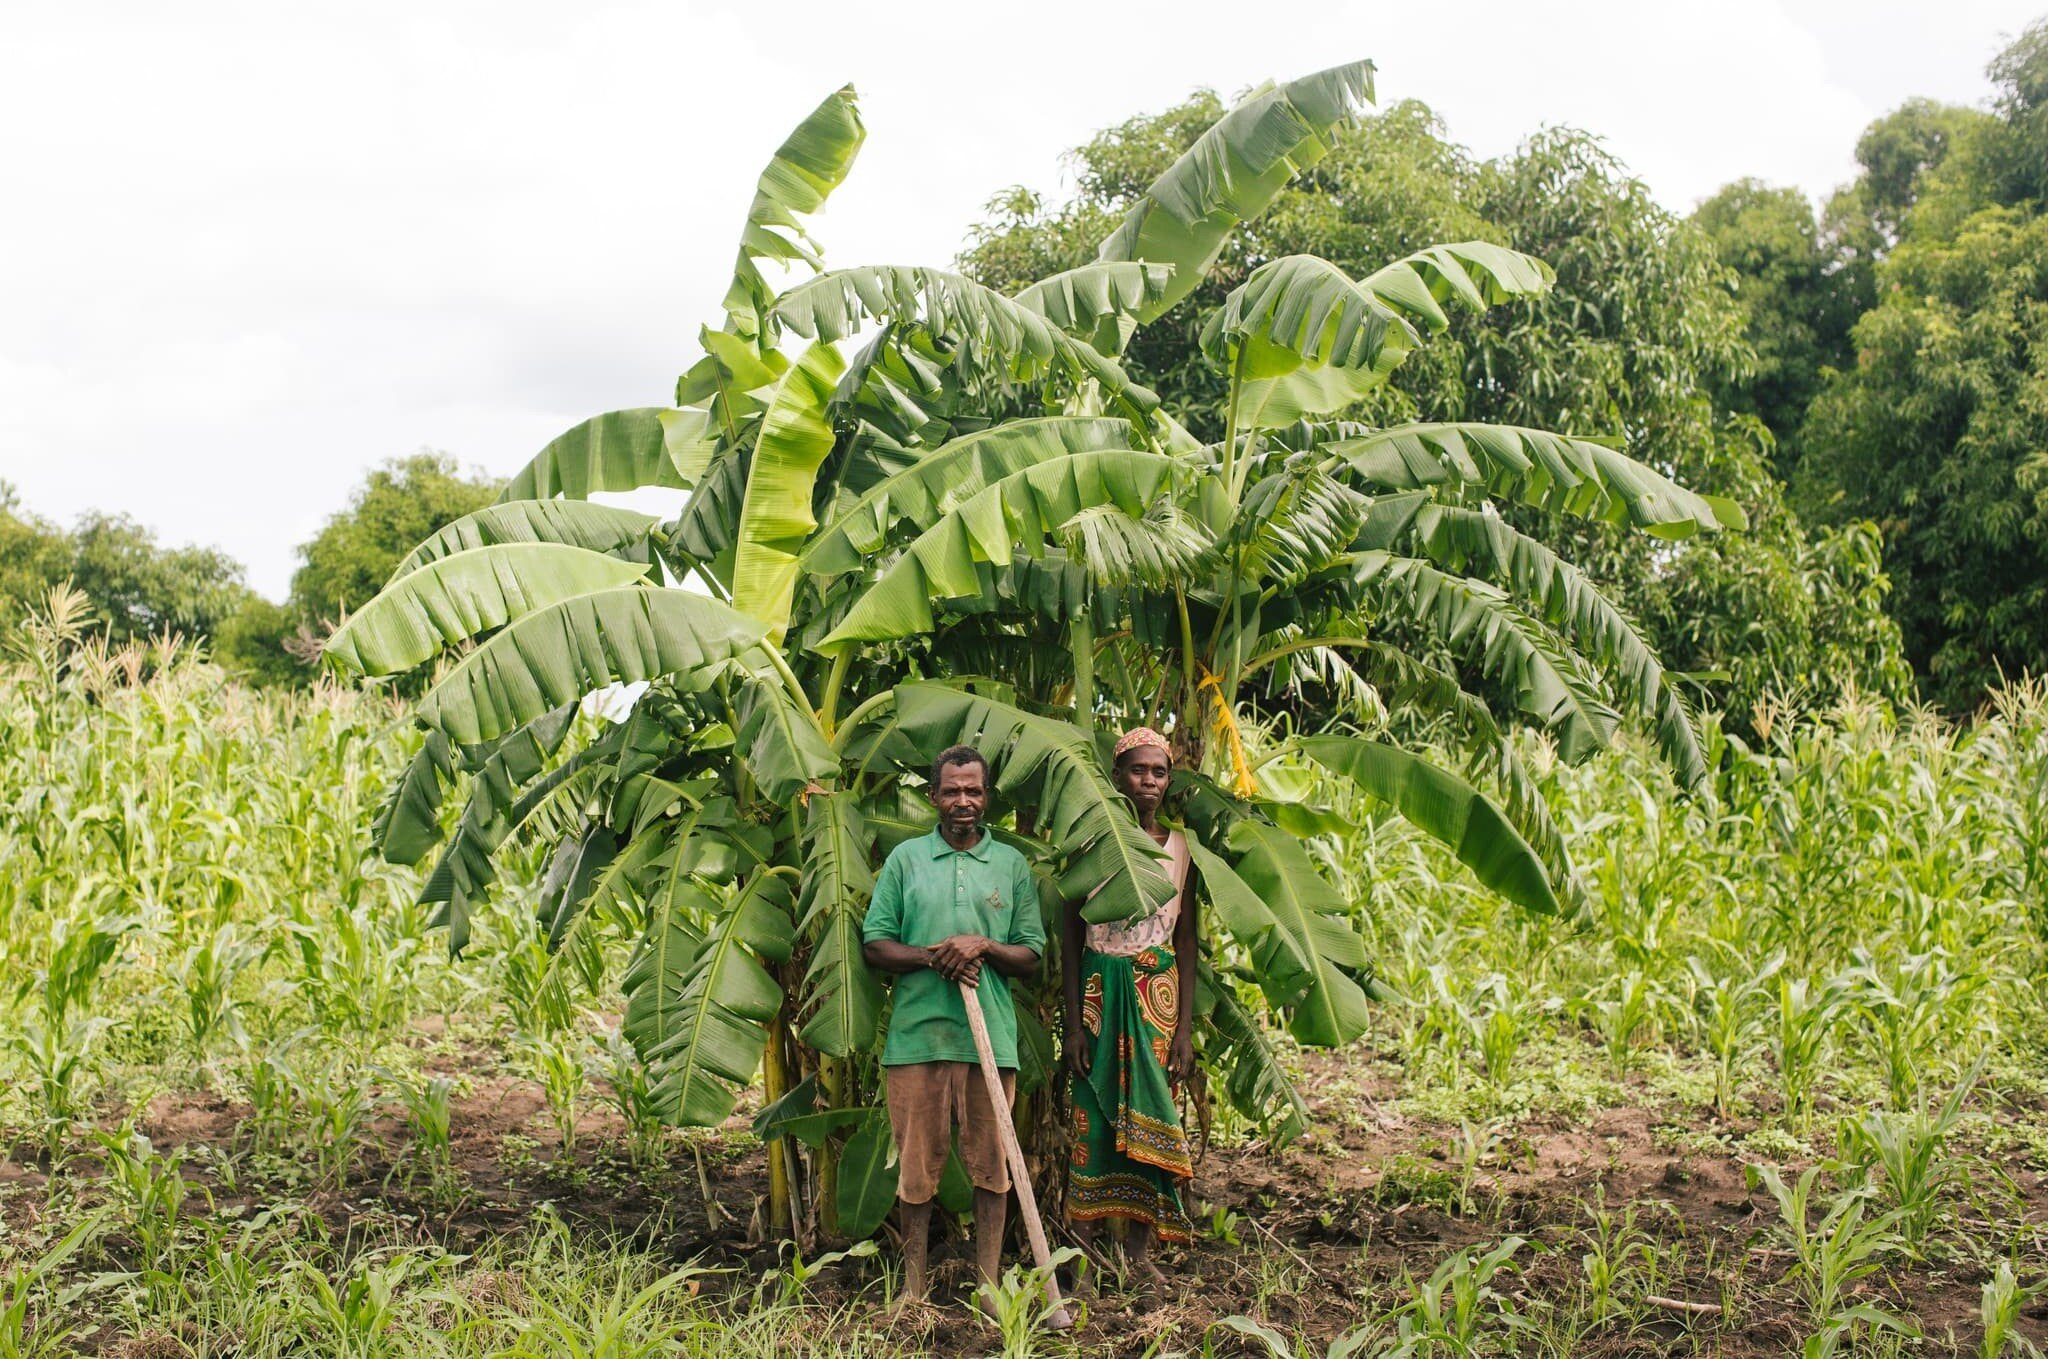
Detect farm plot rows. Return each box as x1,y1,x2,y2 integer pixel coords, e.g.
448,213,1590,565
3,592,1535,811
5,602,2048,1356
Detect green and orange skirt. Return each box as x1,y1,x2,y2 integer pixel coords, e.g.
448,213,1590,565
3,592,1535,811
1069,945,1194,1243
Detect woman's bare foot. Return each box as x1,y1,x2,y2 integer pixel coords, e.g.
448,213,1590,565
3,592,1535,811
1136,1267,1169,1309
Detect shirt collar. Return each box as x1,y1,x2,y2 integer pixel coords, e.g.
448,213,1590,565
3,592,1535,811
928,827,992,861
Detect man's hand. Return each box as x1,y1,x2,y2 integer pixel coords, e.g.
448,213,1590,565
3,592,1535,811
1168,1030,1196,1084
1067,1036,1091,1080
928,934,991,986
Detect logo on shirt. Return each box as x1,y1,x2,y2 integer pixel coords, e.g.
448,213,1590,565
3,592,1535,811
982,889,1006,915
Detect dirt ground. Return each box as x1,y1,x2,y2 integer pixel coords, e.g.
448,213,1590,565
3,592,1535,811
10,1043,2048,1357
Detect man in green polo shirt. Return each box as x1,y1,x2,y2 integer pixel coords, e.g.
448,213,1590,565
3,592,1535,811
862,743,1046,1313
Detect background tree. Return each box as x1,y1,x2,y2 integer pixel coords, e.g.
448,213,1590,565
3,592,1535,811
1698,18,2048,710
1692,179,1867,479
0,483,74,633
289,453,503,627
214,453,504,685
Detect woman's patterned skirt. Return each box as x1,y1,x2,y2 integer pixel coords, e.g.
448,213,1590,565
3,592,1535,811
1069,945,1194,1243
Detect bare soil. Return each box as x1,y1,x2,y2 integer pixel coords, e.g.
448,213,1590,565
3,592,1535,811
9,1045,2048,1357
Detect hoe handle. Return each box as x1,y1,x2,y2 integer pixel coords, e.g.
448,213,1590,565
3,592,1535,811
958,979,1070,1323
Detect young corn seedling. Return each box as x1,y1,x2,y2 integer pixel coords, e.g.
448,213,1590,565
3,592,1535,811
397,1072,461,1204
1687,950,1783,1120
1772,975,1848,1128
1206,1315,1376,1359
976,1246,1084,1359
1576,1191,1658,1323
600,1028,669,1172
167,919,264,1074
93,1128,192,1279
1835,1060,1980,1252
521,1032,589,1155
1978,1261,2046,1359
6,1013,113,1163
1580,971,1663,1074
1377,1237,1532,1358
1842,947,1987,1109
1749,1163,1915,1356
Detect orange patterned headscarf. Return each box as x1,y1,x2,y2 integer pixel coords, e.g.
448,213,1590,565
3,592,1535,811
1113,726,1171,761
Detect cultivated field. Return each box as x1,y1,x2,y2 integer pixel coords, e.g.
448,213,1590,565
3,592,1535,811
6,604,2048,1357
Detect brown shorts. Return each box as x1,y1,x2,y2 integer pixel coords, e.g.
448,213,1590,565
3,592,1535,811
885,1062,1016,1204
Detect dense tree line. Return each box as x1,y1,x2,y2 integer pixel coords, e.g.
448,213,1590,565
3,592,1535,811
1696,17,2048,712
0,454,496,684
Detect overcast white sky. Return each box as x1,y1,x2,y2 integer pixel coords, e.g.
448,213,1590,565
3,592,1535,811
3,0,2040,598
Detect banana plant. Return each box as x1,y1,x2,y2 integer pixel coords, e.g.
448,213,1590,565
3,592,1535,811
328,61,1737,1239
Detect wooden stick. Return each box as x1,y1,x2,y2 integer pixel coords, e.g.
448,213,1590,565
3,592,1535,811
1644,1294,1723,1317
958,978,1072,1326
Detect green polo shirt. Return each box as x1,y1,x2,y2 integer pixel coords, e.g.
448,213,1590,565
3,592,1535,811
861,827,1046,1068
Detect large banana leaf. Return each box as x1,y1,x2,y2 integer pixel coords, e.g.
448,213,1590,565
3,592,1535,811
1345,551,1622,762
1204,255,1416,383
326,545,651,678
796,791,881,1057
801,416,1139,575
1222,821,1370,1046
1330,423,1745,539
815,451,1179,653
730,342,846,644
732,671,835,805
1403,503,1708,792
388,502,660,584
1183,835,1313,1008
1096,60,1377,326
1202,256,1420,426
619,847,713,1113
417,587,766,743
372,729,462,866
499,408,711,503
771,266,1160,423
1296,734,1560,916
1332,639,1588,917
663,445,752,569
722,85,866,342
631,871,796,1127
1360,242,1554,333
835,1110,898,1239
1232,466,1371,590
1013,261,1173,351
888,682,1174,924
537,823,621,951
1199,961,1309,1143
420,724,623,955
415,705,586,897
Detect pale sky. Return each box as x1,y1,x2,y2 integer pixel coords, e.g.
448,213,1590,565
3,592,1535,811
3,0,2040,598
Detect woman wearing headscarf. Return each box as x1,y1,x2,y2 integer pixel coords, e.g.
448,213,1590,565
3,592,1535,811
1063,725,1196,1301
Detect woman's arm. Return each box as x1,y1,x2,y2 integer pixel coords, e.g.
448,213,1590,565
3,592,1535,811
1169,866,1198,1082
1063,902,1089,1077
